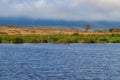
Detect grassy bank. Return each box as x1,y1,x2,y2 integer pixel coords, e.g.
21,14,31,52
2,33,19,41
0,34,120,43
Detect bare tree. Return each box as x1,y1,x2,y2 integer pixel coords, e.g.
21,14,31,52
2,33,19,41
84,24,90,32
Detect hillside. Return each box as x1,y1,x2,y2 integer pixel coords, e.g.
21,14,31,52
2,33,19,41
0,17,120,30
0,26,84,35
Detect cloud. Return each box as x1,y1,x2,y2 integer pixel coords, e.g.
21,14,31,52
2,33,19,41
0,0,120,21
0,0,10,3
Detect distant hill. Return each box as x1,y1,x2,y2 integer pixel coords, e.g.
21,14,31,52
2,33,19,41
0,17,120,30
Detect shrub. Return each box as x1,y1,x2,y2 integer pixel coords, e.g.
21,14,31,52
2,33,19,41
72,33,79,36
2,36,12,43
12,37,24,43
0,37,2,43
42,39,48,43
31,39,40,43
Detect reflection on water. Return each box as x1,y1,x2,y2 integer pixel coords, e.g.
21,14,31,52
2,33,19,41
0,44,120,80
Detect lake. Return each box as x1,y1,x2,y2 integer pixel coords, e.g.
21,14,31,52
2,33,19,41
0,44,120,80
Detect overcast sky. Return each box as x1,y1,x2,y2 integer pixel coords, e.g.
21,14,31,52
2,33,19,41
0,0,120,21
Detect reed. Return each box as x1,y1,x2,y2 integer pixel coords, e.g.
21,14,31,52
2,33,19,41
0,34,120,43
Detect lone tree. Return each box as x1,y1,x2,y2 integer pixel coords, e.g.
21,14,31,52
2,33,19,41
84,24,90,32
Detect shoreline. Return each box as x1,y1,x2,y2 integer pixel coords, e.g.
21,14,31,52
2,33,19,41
0,34,120,43
0,26,120,43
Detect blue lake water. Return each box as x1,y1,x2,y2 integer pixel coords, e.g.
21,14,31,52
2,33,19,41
0,44,120,80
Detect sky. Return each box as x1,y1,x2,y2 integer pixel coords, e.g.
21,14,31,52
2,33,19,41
0,0,120,21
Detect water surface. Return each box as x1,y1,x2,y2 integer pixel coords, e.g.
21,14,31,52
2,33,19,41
0,44,120,80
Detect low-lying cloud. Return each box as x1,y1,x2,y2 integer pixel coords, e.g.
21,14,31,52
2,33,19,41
0,0,120,21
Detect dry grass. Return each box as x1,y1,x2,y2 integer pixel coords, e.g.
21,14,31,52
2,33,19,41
0,26,83,35
0,26,120,35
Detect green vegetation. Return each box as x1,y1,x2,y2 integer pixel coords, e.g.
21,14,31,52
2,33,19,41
0,34,120,43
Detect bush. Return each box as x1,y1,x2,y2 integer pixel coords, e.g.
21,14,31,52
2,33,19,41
12,37,24,43
0,37,2,43
72,33,79,36
2,36,12,43
42,39,48,43
31,39,40,43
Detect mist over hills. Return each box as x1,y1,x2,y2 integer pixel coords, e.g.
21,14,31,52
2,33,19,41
0,17,120,30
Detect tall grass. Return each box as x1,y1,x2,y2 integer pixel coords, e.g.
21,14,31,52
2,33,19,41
0,34,120,43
